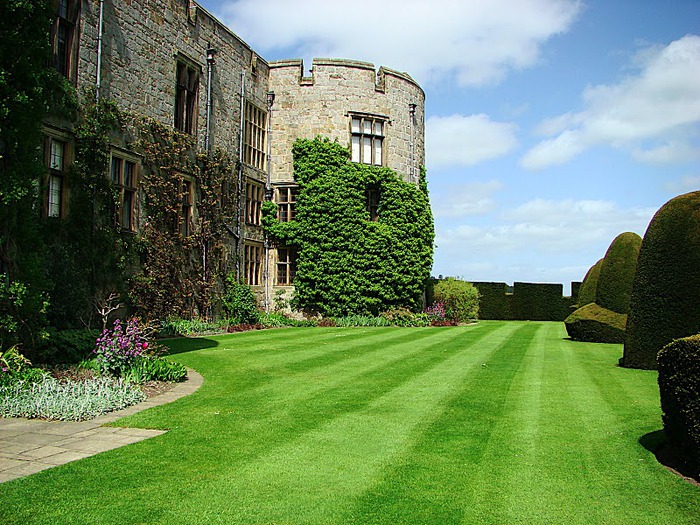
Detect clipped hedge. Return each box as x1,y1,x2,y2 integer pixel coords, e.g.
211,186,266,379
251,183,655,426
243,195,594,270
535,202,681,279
658,334,700,476
564,303,627,344
596,232,642,314
577,258,603,307
511,282,567,321
469,282,510,320
623,191,700,369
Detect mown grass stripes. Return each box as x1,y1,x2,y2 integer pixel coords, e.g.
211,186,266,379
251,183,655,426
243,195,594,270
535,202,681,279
1,322,699,525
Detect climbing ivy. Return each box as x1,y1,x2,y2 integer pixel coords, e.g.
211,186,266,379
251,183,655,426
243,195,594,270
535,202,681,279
125,115,236,321
265,137,434,317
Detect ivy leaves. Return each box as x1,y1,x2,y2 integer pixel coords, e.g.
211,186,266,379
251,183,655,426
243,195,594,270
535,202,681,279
266,137,434,317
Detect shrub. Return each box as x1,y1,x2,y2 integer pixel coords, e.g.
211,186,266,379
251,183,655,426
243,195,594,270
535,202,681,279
122,355,187,384
258,313,317,328
623,191,700,369
0,376,145,421
564,303,627,344
0,346,48,387
380,307,431,327
222,275,260,325
433,279,479,322
34,328,100,364
657,334,700,476
595,232,642,314
577,259,603,307
333,315,391,327
94,319,148,376
160,317,230,337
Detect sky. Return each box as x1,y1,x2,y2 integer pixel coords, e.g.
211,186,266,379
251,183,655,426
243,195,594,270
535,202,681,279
197,0,700,294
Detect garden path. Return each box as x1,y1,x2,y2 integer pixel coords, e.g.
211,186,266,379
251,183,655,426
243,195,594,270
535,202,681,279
0,369,203,483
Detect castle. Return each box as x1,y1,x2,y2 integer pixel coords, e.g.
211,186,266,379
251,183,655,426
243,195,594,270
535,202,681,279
41,0,425,315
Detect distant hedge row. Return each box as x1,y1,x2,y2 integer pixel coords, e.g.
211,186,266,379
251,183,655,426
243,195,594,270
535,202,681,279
470,281,574,321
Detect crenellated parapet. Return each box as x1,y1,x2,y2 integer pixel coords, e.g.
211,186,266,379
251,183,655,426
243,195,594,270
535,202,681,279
268,58,425,184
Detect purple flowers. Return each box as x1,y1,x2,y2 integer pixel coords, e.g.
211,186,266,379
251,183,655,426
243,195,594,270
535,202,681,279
94,319,148,375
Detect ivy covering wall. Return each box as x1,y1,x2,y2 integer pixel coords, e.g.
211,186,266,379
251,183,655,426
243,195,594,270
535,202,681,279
265,137,434,317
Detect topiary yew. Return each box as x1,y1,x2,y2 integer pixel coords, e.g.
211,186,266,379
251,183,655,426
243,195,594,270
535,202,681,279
564,302,627,344
658,334,700,477
565,232,641,343
623,191,700,369
577,258,603,307
596,232,642,314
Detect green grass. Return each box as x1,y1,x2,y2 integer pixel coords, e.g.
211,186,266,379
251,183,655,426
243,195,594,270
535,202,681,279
1,322,698,524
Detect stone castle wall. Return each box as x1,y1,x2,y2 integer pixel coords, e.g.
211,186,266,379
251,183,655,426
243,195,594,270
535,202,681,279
268,58,425,184
77,0,270,159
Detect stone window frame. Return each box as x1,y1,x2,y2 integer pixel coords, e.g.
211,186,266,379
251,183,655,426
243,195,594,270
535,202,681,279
178,176,195,237
245,181,264,226
42,130,73,219
366,184,380,222
276,247,298,286
275,185,298,222
109,150,140,233
51,0,80,82
174,56,201,135
349,112,387,166
244,242,264,286
244,101,267,171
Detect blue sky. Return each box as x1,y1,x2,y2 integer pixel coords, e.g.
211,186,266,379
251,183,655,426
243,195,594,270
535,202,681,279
197,0,699,294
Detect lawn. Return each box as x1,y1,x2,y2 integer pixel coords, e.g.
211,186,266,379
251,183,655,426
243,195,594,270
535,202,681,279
1,321,698,524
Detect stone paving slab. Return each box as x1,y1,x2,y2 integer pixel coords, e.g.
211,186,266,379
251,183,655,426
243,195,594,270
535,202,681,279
0,368,202,483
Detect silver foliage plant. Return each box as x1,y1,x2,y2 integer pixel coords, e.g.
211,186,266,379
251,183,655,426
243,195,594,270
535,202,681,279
0,376,145,421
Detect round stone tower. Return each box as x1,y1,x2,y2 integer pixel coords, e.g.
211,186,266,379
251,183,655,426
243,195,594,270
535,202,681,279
268,58,425,185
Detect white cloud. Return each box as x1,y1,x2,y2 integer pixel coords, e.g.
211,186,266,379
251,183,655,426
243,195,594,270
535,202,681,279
431,180,504,218
434,198,655,283
427,114,518,169
217,0,582,86
522,35,700,169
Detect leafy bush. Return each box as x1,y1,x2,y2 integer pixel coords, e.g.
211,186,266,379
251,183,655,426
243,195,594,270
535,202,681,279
227,323,265,332
380,308,431,327
333,315,391,327
34,328,100,364
222,275,260,324
623,191,700,370
433,279,479,322
0,346,47,386
658,334,700,476
159,317,230,337
94,319,148,376
122,356,187,384
0,376,145,421
0,277,49,356
258,313,317,328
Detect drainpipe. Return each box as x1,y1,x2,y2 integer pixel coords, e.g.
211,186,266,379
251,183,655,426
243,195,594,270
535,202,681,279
204,45,216,152
263,90,275,313
96,0,105,103
409,103,417,184
236,73,245,282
